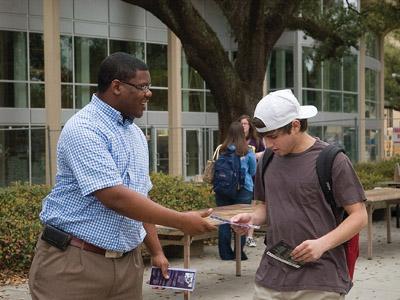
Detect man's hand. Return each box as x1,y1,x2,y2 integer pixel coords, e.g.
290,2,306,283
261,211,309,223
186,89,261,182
151,252,170,279
179,208,216,236
230,213,253,236
291,239,327,263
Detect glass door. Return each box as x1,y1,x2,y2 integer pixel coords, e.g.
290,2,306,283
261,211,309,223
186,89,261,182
184,129,202,179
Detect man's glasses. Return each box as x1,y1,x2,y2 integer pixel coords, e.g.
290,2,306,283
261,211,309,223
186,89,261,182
119,80,151,93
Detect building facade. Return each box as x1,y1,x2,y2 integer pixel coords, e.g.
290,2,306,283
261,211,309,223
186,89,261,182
0,0,383,187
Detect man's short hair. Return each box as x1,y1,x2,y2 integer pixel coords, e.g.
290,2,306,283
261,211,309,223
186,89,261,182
97,52,148,93
253,118,308,136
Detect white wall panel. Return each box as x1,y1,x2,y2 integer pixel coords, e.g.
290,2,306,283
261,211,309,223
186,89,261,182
60,0,73,19
110,0,145,27
110,25,145,41
29,16,42,31
0,0,28,14
146,28,167,44
0,13,27,30
74,21,108,37
146,11,165,29
74,0,108,22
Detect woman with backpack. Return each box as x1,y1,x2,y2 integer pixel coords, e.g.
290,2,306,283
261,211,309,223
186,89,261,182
214,121,256,260
238,115,265,247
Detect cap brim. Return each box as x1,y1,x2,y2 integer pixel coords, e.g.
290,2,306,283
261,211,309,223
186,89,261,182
255,105,318,133
298,105,318,119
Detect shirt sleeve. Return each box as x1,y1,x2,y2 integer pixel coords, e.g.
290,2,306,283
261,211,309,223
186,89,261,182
332,152,366,207
60,123,122,196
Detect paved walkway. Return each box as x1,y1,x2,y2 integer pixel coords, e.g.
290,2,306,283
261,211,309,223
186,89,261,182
1,219,400,299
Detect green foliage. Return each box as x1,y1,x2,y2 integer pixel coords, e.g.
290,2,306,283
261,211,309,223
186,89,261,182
149,172,215,211
0,175,215,274
355,156,400,190
0,182,50,273
384,31,400,110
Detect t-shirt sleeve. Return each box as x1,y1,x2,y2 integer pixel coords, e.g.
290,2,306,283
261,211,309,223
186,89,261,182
332,152,366,207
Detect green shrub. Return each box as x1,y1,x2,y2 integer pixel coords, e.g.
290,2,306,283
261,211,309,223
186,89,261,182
0,182,49,273
0,175,215,274
149,172,215,211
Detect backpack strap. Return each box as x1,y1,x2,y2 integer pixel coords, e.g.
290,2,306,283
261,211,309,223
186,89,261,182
261,148,274,191
316,144,345,223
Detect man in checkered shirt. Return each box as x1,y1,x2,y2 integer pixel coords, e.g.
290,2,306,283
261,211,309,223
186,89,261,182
29,52,215,300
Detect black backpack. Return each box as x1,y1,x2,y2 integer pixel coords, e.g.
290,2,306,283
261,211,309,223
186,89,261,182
261,144,359,279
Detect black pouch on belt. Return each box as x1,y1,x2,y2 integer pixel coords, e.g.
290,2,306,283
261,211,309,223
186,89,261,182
41,224,72,251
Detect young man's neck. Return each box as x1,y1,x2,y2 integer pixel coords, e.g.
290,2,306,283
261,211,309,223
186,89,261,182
292,132,316,153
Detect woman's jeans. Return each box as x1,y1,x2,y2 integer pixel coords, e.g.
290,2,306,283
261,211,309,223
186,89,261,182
215,188,253,260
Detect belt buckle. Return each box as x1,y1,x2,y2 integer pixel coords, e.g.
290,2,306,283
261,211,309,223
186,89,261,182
105,250,124,258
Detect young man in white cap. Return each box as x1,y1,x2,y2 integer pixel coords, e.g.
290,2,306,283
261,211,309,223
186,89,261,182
232,89,367,299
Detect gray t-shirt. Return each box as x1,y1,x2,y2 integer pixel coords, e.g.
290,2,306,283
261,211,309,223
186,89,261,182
254,138,365,294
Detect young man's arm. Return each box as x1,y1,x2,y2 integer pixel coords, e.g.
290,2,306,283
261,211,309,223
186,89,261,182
291,201,367,263
143,223,169,279
231,203,267,235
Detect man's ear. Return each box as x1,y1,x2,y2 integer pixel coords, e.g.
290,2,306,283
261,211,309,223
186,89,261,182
111,79,121,96
291,119,301,133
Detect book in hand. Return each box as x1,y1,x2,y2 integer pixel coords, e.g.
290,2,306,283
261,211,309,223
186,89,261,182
266,240,303,269
148,267,196,292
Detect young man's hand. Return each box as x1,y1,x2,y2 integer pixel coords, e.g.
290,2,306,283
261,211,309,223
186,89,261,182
230,213,253,235
291,239,327,263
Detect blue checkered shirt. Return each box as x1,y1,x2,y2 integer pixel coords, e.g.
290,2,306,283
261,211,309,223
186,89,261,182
40,94,151,252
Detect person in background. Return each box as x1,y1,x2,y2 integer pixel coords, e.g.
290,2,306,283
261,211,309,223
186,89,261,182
238,114,265,247
29,52,215,300
231,89,367,300
215,121,256,260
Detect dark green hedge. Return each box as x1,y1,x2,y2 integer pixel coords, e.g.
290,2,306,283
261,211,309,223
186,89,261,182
0,173,214,274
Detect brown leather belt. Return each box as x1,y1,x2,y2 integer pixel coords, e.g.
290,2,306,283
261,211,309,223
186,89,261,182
70,237,130,258
69,237,108,255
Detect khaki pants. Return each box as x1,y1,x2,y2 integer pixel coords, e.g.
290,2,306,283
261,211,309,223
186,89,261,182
254,283,345,300
29,237,144,300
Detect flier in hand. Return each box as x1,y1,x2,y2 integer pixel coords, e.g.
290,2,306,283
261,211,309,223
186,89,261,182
149,267,197,292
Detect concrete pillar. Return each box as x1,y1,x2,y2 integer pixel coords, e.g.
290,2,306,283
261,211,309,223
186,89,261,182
358,37,366,162
167,30,182,176
43,0,61,185
378,34,385,160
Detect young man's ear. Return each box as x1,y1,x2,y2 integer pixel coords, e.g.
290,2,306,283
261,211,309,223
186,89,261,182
291,119,301,133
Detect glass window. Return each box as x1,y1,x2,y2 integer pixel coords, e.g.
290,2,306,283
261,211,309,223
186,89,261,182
0,82,28,108
75,37,107,83
365,101,377,119
365,68,377,101
30,33,44,81
206,91,217,112
147,88,167,111
325,126,344,148
182,52,204,89
365,32,379,59
269,48,294,89
110,40,145,61
147,43,167,87
0,126,29,186
343,93,357,113
343,126,357,161
62,84,73,108
323,91,342,112
302,47,321,88
75,85,97,109
30,83,45,108
302,90,322,111
343,55,357,92
0,30,27,80
182,90,204,112
323,59,341,90
308,126,323,140
185,130,200,177
156,129,169,174
365,129,379,161
31,127,45,184
61,35,73,83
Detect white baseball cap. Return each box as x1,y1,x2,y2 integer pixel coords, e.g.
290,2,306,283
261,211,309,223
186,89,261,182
254,89,318,133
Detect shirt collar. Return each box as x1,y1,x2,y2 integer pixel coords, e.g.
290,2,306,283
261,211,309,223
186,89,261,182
91,94,134,126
